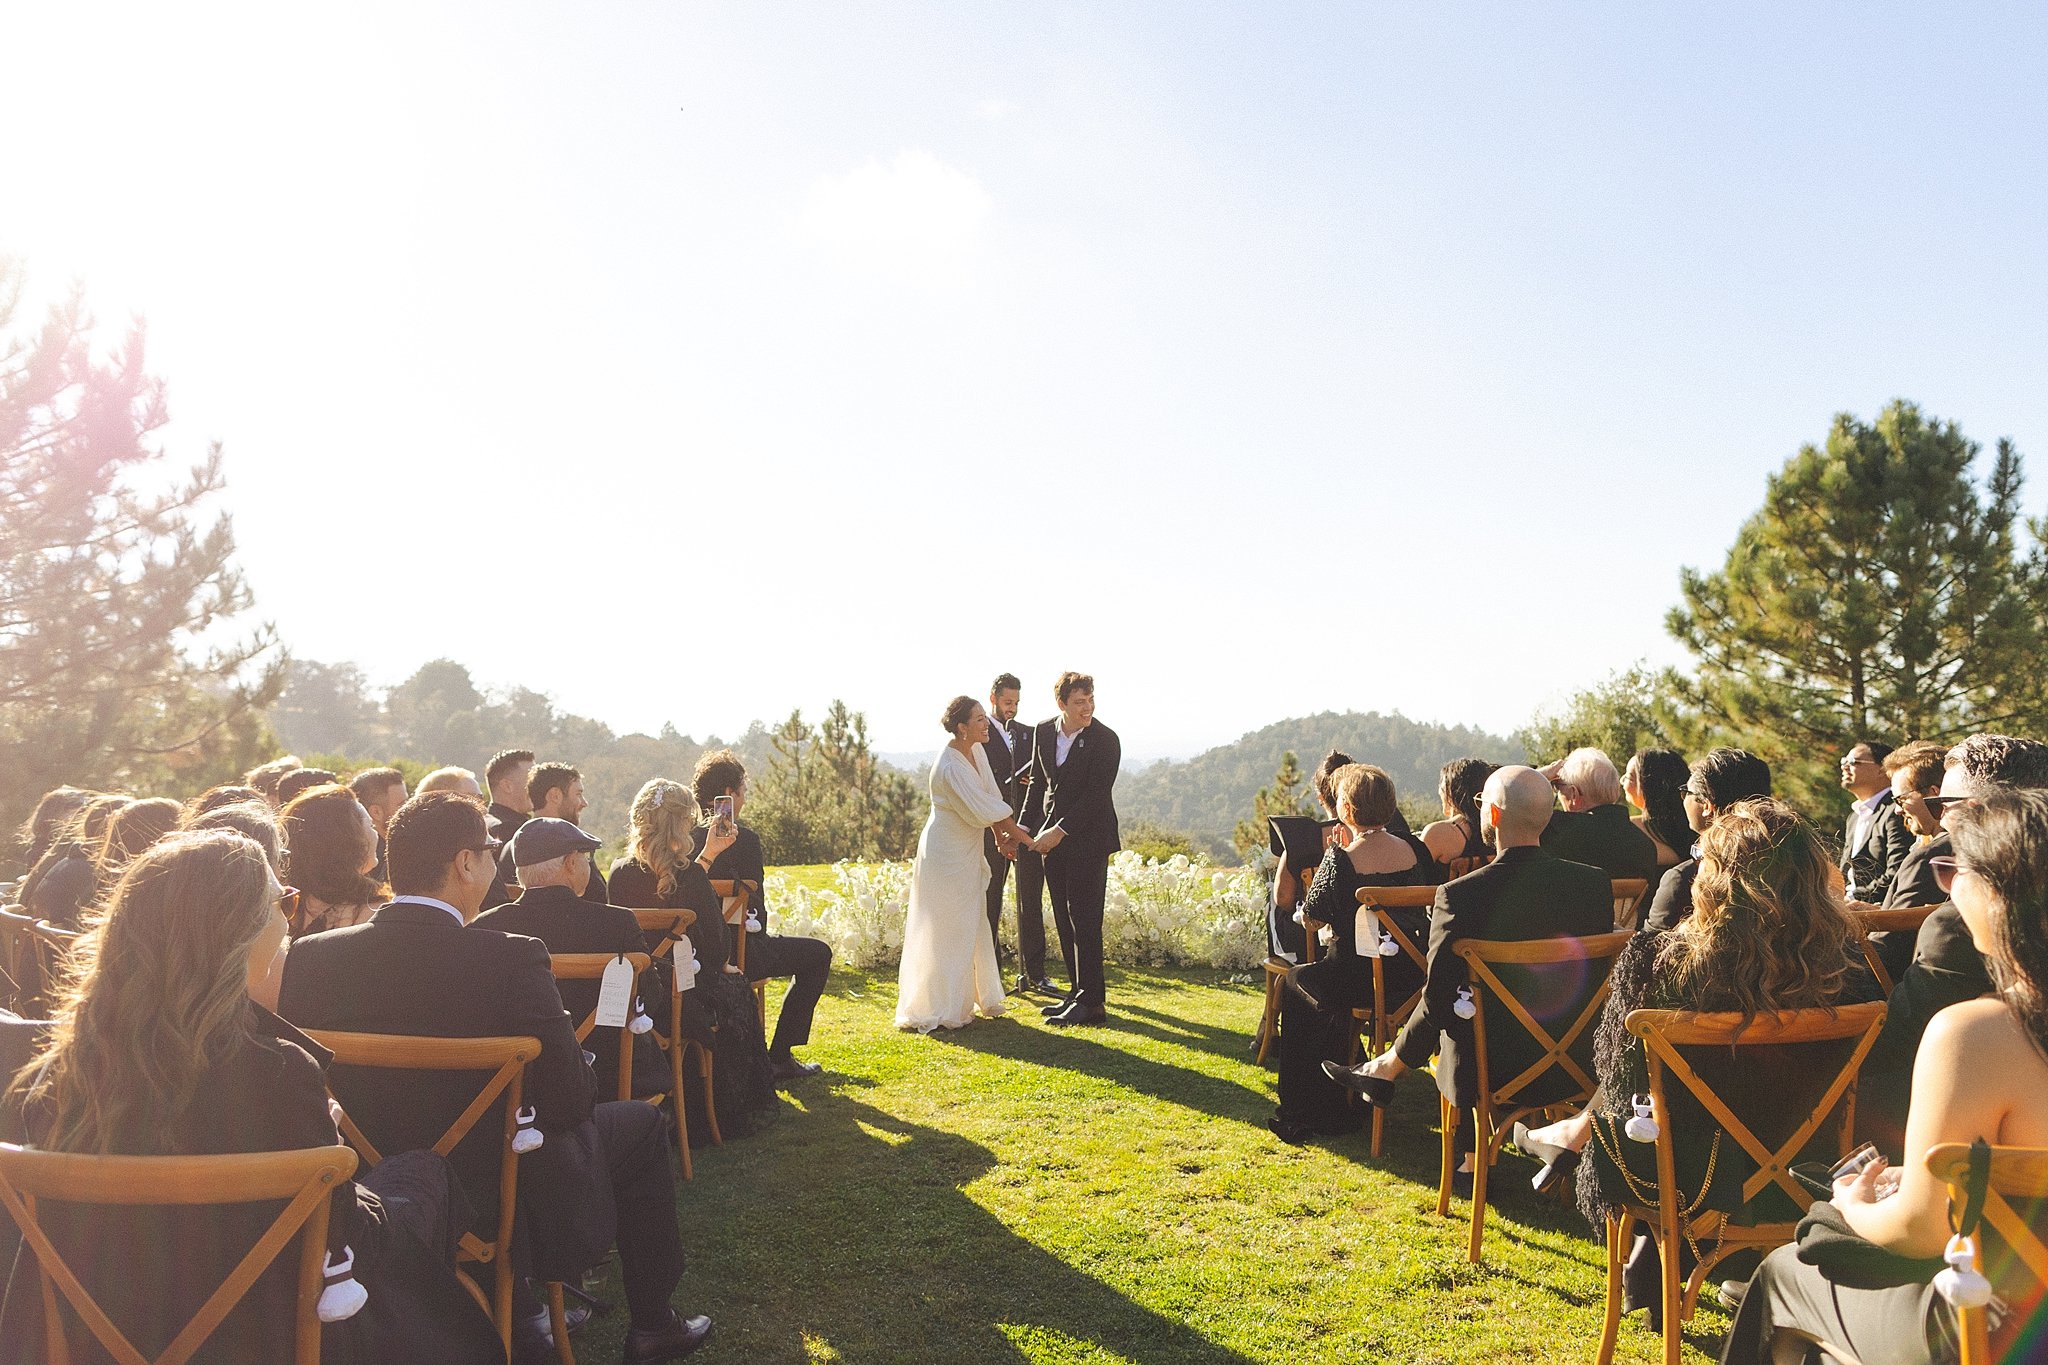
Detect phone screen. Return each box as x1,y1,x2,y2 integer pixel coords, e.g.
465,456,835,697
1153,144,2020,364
713,796,734,825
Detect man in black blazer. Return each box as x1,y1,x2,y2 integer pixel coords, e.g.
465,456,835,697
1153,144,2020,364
484,748,536,843
473,817,668,1097
1862,741,1953,980
1029,672,1120,1026
1838,739,1911,906
1640,747,1772,933
980,672,1051,991
1537,747,1660,886
1326,766,1612,1186
278,792,712,1364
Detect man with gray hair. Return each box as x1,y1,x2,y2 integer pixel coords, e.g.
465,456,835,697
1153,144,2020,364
1537,746,1659,886
1324,765,1612,1194
1860,732,2048,1157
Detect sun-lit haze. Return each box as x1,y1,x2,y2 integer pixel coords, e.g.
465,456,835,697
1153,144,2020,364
7,3,2046,763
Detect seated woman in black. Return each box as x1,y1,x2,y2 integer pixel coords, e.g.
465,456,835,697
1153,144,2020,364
0,829,498,1363
1268,763,1437,1144
1418,757,1497,877
1625,748,1693,870
1266,749,1355,964
606,778,778,1137
20,794,129,928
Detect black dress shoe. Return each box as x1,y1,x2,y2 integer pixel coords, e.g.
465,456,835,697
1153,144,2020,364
1039,996,1077,1016
1046,1003,1107,1027
770,1056,821,1082
1319,1061,1395,1107
1029,976,1059,994
622,1311,713,1363
1267,1113,1313,1145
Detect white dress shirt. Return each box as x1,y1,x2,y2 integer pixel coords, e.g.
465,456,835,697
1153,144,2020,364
388,894,465,926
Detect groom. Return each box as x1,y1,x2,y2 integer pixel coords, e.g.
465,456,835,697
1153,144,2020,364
1030,671,1120,1026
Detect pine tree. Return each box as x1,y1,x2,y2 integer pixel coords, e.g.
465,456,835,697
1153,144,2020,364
1232,750,1311,861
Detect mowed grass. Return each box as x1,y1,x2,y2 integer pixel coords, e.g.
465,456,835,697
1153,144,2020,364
574,966,1725,1364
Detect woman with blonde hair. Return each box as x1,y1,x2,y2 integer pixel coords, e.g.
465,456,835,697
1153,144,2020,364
607,778,777,1135
0,830,498,1362
21,793,131,927
93,797,183,898
279,784,387,936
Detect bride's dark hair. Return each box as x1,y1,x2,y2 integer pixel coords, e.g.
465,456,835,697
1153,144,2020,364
941,696,978,735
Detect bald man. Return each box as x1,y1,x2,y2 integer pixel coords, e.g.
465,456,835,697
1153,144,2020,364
1325,765,1612,1190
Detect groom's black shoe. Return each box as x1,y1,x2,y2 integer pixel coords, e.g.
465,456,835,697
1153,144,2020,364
1039,994,1078,1017
1046,1002,1107,1027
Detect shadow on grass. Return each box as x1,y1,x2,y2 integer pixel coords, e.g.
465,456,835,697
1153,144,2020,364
931,1014,1272,1126
682,1087,1259,1365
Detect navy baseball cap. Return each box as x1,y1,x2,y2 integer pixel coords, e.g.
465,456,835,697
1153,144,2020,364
509,816,602,867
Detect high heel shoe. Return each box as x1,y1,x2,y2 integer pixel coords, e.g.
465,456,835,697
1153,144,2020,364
1532,1148,1581,1195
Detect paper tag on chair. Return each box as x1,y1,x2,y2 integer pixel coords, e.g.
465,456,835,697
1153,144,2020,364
1355,906,1379,957
595,955,635,1028
675,944,699,993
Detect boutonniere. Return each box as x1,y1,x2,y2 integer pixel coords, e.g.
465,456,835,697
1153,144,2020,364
1074,736,1085,752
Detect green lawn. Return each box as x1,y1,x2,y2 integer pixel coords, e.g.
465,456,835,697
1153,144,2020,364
576,967,1725,1364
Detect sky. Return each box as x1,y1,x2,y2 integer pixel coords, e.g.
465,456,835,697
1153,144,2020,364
6,3,2046,763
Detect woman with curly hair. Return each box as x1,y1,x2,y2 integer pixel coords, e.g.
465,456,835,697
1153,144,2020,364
280,784,387,936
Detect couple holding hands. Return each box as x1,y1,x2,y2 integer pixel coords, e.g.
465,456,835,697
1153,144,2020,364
895,672,1120,1033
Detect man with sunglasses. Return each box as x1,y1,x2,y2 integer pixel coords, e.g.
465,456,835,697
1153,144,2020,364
279,792,713,1363
1837,739,1911,907
1860,734,2048,1159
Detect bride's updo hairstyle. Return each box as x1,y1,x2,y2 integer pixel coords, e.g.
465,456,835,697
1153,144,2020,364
941,696,978,736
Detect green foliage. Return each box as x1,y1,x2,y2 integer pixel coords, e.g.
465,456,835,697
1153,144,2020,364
1120,819,1204,863
0,259,283,863
1230,750,1310,861
1520,665,1676,767
1667,401,2048,814
746,705,928,862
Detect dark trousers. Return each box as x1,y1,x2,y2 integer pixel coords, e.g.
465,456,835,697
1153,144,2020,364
1044,847,1109,1005
518,1101,683,1331
983,836,1049,979
745,931,832,1056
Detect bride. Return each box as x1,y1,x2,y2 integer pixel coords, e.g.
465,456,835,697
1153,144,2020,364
896,696,1039,1032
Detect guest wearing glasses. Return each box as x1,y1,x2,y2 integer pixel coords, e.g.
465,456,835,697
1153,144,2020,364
1640,748,1772,933
1838,739,1911,907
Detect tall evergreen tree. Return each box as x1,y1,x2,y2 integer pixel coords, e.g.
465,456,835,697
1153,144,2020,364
1233,750,1311,861
1667,400,2048,812
0,260,283,854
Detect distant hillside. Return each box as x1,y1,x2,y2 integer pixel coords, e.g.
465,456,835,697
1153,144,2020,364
1115,711,1524,857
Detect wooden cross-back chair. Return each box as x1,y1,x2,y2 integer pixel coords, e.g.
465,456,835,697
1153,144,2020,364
305,1031,539,1358
1594,1002,1889,1365
1442,931,1634,1262
1610,879,1650,933
628,907,718,1177
0,906,41,1014
708,879,766,1029
1850,904,1942,995
1255,869,1321,1066
1927,1143,2048,1365
0,1142,358,1365
21,919,81,1018
1348,884,1440,1158
548,951,655,1105
1443,854,1490,881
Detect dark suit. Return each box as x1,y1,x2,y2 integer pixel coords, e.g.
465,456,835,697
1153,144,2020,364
277,900,686,1317
473,884,668,1098
1642,858,1700,933
1859,902,1993,1159
1540,803,1660,887
1033,718,1121,1007
980,717,1044,977
1392,846,1614,1108
1866,833,1950,982
691,823,833,1058
1841,790,1912,905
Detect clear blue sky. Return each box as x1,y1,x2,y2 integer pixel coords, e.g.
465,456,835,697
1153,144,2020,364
8,3,2046,761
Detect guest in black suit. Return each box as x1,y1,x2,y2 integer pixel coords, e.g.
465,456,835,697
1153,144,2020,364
1027,672,1121,1027
1837,738,1912,906
980,672,1051,991
1325,766,1612,1189
484,748,536,843
474,818,668,1098
1640,747,1771,933
507,762,608,906
1858,740,1953,980
1537,747,1660,886
278,792,712,1364
690,749,833,1082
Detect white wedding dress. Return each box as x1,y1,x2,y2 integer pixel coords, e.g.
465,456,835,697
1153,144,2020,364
895,743,1013,1032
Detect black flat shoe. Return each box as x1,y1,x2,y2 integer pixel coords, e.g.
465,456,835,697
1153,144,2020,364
622,1311,713,1363
1267,1113,1313,1145
1046,1004,1107,1027
1532,1147,1582,1195
1320,1061,1395,1107
770,1057,821,1083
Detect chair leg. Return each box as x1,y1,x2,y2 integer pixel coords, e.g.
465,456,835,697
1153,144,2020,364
1467,1107,1489,1264
1659,1221,1684,1365
699,1043,723,1146
1256,971,1282,1065
1597,1213,1627,1365
667,1035,691,1182
547,1280,577,1365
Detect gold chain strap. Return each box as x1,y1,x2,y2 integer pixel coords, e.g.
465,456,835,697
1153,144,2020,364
1590,1115,1728,1268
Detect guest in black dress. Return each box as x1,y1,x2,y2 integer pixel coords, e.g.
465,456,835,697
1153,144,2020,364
1268,764,1437,1144
1418,757,1498,876
1266,749,1355,963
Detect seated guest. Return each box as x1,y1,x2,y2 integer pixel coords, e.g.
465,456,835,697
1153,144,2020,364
485,748,536,842
1571,801,1876,1294
1268,749,1356,963
185,799,285,872
348,767,408,881
242,755,302,808
1,830,500,1364
180,784,265,823
690,749,833,1082
1268,764,1437,1144
23,794,132,925
1623,748,1692,869
1857,739,1953,980
414,765,483,798
278,792,713,1363
280,784,387,936
1641,747,1772,933
91,797,182,902
1418,757,1498,875
1324,766,1612,1190
1838,738,1911,907
474,817,668,1098
1538,747,1660,886
276,767,341,808
501,763,607,906
1860,734,2048,1158
1722,788,2048,1365
607,780,778,1135
13,786,94,874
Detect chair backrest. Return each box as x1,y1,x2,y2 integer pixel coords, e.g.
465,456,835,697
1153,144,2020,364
1850,904,1942,994
0,907,40,1012
1357,885,1438,1022
1610,878,1650,933
1627,1003,1888,1217
1455,932,1634,1111
707,879,756,969
628,908,696,965
1926,1143,2048,1365
0,1142,357,1365
549,951,653,1101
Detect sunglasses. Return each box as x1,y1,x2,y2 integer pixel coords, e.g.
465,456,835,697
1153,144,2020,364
278,886,301,920
466,838,505,856
1922,795,1976,817
1929,856,1968,895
